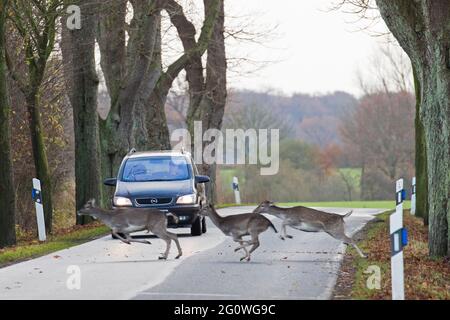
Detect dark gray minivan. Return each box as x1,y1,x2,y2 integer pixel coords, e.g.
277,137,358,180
104,150,210,236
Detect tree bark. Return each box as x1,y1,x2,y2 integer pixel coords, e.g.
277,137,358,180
185,0,227,203
0,0,16,247
25,93,53,233
61,0,102,223
413,65,429,225
145,21,171,151
376,0,450,256
97,0,162,178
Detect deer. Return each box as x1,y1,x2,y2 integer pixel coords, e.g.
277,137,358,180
77,199,182,260
253,201,367,258
200,204,278,261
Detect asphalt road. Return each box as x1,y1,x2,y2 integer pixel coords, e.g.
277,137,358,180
0,206,384,300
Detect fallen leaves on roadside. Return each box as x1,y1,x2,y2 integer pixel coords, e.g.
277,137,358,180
335,211,450,300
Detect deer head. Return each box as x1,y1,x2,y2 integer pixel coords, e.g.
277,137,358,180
253,200,274,214
77,199,97,216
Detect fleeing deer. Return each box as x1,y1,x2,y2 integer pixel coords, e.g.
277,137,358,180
77,199,182,260
200,204,277,261
253,201,367,258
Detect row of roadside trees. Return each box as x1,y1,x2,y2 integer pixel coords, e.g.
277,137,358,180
0,0,227,247
339,0,449,257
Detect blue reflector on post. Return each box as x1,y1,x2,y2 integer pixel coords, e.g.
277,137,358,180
401,228,408,247
401,189,406,201
32,188,42,203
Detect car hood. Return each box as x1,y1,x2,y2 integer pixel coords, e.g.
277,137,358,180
116,179,193,198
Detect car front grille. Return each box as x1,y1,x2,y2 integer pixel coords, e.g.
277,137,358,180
135,197,173,206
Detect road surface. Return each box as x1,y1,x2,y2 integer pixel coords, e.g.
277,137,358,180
0,206,384,300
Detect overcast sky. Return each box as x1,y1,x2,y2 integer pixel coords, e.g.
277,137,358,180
224,0,390,96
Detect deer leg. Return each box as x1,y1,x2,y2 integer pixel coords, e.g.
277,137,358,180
248,234,260,255
234,241,244,252
239,246,250,262
234,240,252,252
326,228,367,258
124,234,151,245
234,241,253,252
284,224,294,239
167,231,183,259
234,239,252,262
153,227,179,260
233,237,251,261
280,222,293,240
350,242,367,258
112,231,131,245
233,236,251,252
158,238,171,260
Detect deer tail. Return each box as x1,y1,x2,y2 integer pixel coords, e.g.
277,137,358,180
343,210,353,219
167,212,179,224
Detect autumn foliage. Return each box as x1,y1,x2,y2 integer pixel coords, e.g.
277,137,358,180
340,91,415,199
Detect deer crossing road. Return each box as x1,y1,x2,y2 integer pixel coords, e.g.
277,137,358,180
0,207,384,300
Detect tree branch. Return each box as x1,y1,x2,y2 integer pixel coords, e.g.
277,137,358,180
5,47,30,95
375,0,425,60
156,0,221,98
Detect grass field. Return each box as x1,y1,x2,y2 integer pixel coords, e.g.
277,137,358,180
218,201,411,210
219,168,238,180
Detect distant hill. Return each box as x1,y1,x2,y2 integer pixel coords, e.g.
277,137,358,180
225,90,358,146
164,89,358,147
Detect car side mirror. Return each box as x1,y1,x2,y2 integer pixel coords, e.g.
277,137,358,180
195,175,210,184
104,178,117,187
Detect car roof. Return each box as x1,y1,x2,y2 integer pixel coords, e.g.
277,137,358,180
127,150,191,159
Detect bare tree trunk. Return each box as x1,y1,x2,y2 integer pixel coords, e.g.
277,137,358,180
0,0,16,247
377,0,450,256
413,65,429,225
147,92,172,150
146,21,171,151
186,0,227,203
97,0,163,178
61,0,102,223
25,93,53,233
420,64,450,256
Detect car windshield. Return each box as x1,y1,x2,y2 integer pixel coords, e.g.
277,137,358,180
122,156,190,182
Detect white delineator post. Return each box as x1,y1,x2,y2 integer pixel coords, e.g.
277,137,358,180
390,178,407,300
32,178,47,242
232,176,241,205
411,177,416,215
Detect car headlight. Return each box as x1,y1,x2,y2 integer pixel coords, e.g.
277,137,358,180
176,194,196,205
114,196,133,207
